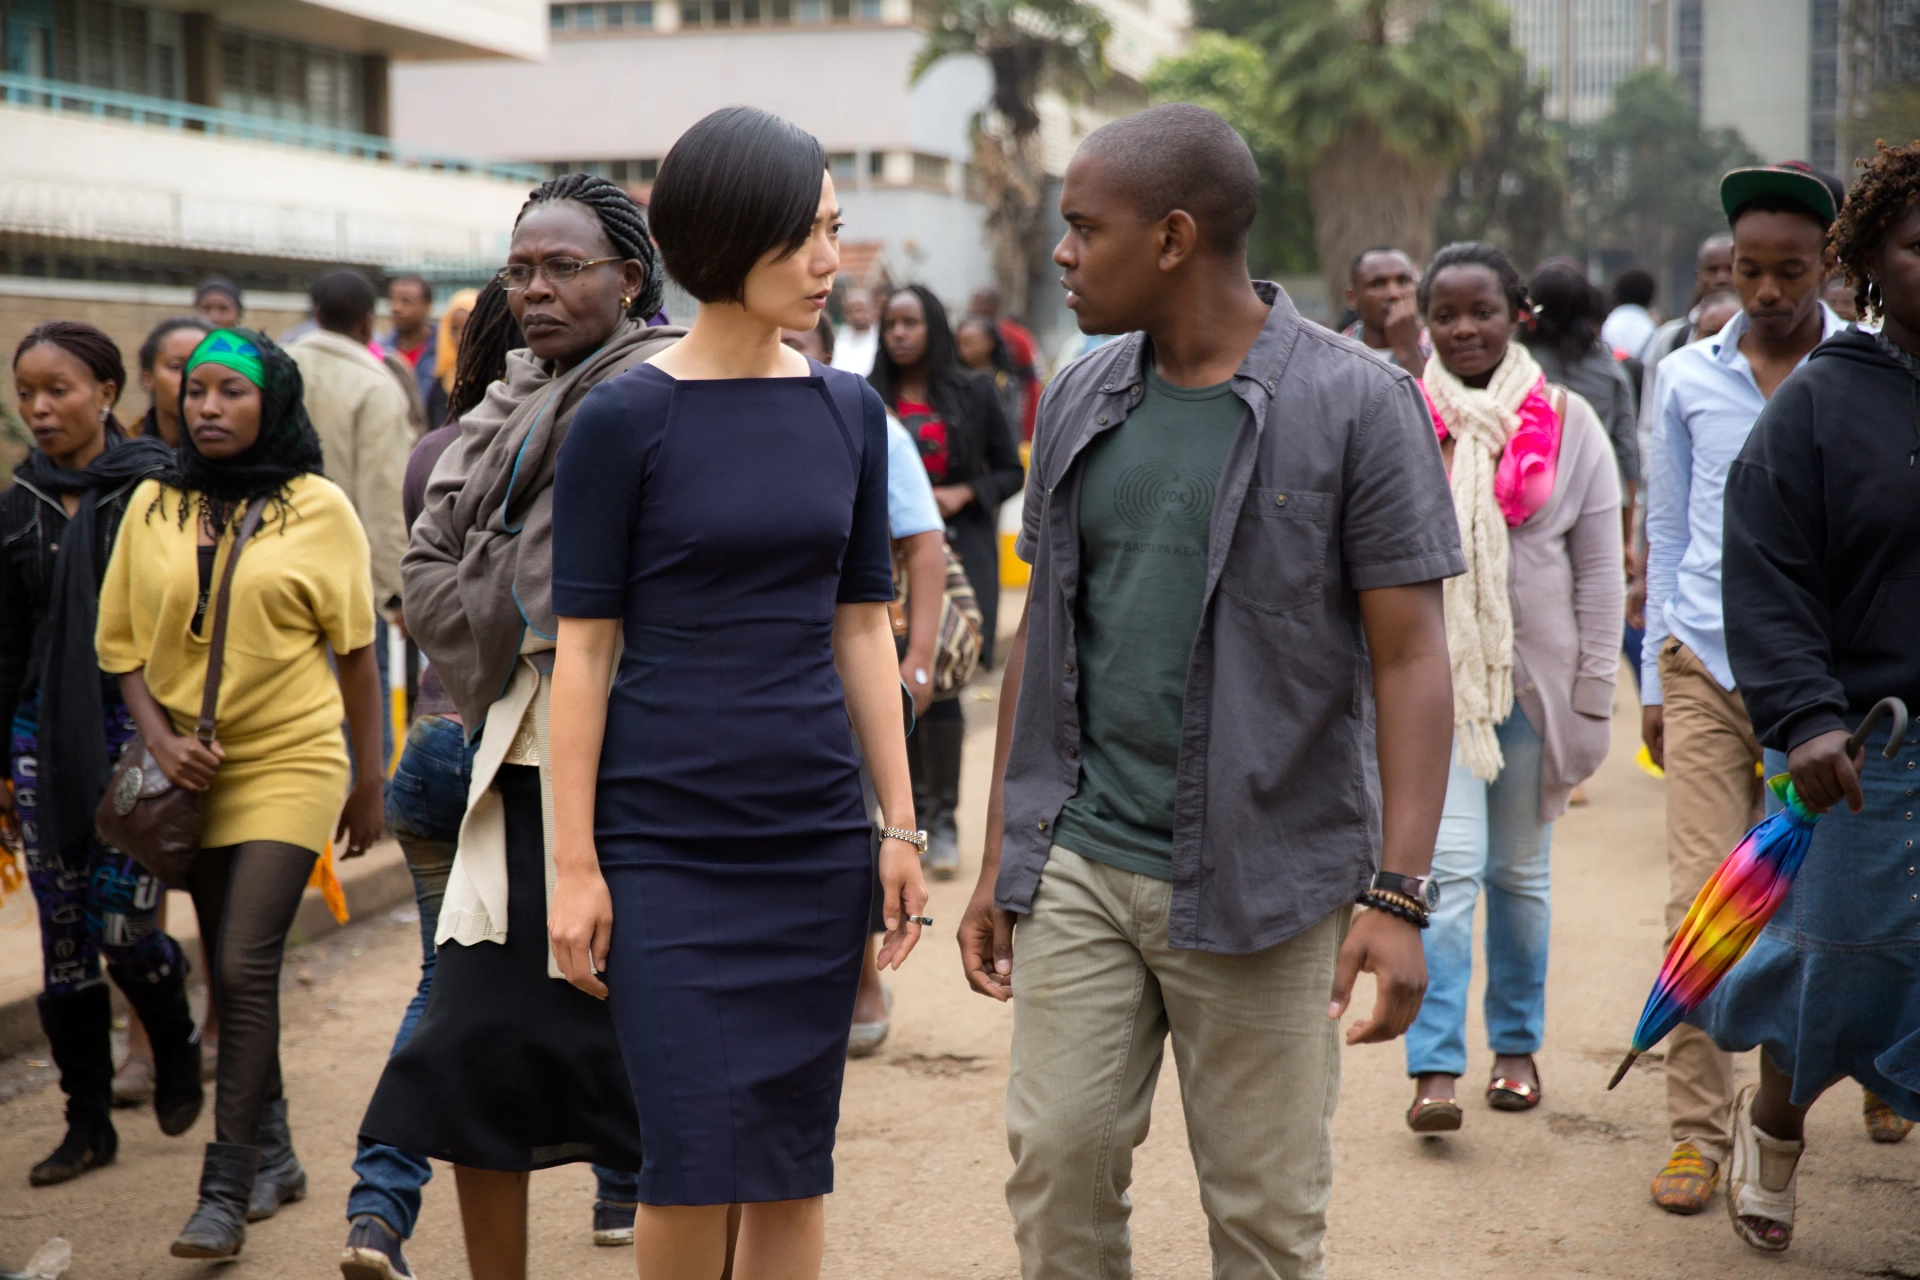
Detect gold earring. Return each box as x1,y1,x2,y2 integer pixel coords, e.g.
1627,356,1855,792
621,295,633,310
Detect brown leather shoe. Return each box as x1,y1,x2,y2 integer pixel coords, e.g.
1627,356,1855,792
1651,1142,1719,1214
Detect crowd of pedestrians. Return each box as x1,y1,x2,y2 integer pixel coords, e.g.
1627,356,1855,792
2,99,1917,1280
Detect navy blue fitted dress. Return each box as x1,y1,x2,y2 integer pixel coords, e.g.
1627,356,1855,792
551,359,894,1206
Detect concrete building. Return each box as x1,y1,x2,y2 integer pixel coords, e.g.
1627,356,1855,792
1507,0,1675,123
388,0,1188,342
1508,1,1918,173
0,0,547,451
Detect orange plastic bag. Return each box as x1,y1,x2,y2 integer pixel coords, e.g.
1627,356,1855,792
309,840,349,926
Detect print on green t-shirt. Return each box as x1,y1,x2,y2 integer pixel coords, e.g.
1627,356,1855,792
1052,367,1246,881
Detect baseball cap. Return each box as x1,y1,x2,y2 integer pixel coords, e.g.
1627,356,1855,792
1720,161,1845,227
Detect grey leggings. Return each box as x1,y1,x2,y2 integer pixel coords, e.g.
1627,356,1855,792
187,840,317,1145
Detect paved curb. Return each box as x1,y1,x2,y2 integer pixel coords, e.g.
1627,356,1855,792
0,841,415,1060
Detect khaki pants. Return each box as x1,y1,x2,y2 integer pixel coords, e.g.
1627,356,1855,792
1657,641,1761,1164
1004,847,1347,1280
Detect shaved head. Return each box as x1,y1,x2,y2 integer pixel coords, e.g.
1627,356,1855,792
1075,104,1261,255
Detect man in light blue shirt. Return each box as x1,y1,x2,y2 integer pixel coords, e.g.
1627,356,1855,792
1639,161,1847,1217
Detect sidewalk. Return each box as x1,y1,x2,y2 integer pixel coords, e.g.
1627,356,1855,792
0,839,414,1058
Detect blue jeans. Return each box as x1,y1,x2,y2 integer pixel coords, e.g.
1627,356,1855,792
1405,713,1554,1078
345,716,639,1235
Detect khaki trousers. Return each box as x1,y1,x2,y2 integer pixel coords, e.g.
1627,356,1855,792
1004,847,1347,1280
1656,641,1761,1164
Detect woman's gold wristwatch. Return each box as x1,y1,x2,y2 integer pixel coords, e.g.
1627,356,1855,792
880,827,928,852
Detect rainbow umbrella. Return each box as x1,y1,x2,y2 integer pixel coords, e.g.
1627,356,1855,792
1609,696,1909,1089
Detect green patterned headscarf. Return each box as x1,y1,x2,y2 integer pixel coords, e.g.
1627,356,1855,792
166,325,324,531
184,328,266,388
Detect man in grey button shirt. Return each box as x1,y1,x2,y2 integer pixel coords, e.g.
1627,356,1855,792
957,105,1464,1280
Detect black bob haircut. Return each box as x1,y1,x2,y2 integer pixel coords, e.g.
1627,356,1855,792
311,269,377,331
1075,104,1260,255
649,107,827,305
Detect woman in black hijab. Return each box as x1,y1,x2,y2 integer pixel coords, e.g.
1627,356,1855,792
2,321,202,1188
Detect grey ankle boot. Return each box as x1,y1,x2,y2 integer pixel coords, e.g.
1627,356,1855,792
246,1097,307,1221
171,1142,259,1258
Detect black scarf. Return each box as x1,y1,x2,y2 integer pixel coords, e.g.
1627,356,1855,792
166,328,325,532
16,432,176,860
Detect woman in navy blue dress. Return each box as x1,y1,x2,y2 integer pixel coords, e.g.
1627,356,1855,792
547,107,929,1276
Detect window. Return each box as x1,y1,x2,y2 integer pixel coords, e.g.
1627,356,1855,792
638,157,659,181
214,26,366,133
858,0,881,18
573,3,596,27
712,0,730,22
551,4,567,28
772,0,793,19
742,0,760,22
796,0,823,22
913,152,950,187
830,0,852,20
46,0,187,101
869,150,887,178
605,3,624,26
681,0,701,22
828,152,857,182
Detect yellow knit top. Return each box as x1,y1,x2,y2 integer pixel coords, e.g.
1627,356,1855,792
95,474,376,853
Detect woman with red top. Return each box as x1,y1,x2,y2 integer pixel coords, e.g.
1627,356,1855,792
869,284,1023,877
1401,241,1623,1134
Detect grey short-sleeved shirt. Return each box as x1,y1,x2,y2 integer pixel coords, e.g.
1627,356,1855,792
998,282,1465,954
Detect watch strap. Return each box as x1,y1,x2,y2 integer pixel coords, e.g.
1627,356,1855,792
880,827,927,852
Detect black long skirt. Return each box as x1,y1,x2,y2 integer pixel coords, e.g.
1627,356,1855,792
357,765,644,1171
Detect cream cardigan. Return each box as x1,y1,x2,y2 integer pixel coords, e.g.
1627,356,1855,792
434,636,565,979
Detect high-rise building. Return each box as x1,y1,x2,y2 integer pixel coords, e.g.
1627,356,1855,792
388,0,1188,339
0,1,546,376
1505,0,1674,123
1696,0,1918,171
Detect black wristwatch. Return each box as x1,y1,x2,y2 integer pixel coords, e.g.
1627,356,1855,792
1369,871,1440,913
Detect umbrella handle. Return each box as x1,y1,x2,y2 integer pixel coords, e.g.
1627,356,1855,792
1846,697,1909,760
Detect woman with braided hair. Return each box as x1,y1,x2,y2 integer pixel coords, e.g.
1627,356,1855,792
3,321,200,1189
354,173,680,1280
1693,140,1920,1252
1401,241,1623,1134
96,327,385,1256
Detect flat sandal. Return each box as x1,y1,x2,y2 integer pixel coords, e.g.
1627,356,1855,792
1487,1058,1542,1112
1406,1095,1463,1133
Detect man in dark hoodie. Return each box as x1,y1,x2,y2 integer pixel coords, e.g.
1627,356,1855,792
1699,139,1920,1254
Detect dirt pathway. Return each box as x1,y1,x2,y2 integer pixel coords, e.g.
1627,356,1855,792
2,676,1916,1278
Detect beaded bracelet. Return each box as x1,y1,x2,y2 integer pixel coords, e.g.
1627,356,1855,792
1356,889,1430,929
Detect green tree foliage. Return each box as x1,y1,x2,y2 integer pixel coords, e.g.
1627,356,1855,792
1435,27,1566,273
1144,32,1314,277
914,0,1110,315
1562,68,1758,305
1150,0,1513,309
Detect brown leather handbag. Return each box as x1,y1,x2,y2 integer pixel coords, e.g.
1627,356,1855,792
96,498,266,886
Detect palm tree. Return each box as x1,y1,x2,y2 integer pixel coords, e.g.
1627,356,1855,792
913,0,1109,317
1154,0,1512,307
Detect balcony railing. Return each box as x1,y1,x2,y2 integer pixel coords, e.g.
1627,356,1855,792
0,74,545,185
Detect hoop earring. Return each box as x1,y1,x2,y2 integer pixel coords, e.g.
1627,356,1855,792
1869,280,1883,313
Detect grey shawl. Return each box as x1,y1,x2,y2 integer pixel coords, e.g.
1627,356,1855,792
402,320,684,729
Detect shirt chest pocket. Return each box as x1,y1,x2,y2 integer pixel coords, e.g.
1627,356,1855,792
1217,488,1335,615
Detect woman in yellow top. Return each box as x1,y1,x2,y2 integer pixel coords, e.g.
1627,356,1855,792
95,328,384,1261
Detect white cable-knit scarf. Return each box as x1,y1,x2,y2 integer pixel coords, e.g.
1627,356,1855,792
1423,343,1545,780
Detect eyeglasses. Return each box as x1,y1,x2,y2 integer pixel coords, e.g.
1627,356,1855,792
494,256,622,291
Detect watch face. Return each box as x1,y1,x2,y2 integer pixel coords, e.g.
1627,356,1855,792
1420,878,1440,911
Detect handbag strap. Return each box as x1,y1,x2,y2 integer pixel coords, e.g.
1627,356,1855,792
194,497,268,744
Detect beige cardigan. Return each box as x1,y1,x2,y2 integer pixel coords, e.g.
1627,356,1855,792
1509,389,1626,821
434,637,564,978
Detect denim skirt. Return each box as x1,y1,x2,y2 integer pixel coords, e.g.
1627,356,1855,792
1691,726,1920,1120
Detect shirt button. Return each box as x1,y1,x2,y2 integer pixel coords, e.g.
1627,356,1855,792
1067,746,1079,758
1097,414,1109,424
1037,819,1049,832
1265,379,1275,391
1064,663,1074,674
1102,383,1112,391
1274,494,1287,507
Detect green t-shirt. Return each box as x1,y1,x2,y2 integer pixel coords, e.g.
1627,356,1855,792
1052,367,1245,880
